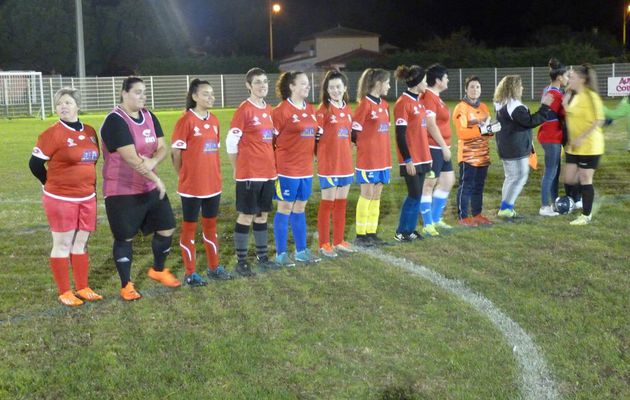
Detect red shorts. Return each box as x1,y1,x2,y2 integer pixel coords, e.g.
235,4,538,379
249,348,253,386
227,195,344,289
42,195,97,232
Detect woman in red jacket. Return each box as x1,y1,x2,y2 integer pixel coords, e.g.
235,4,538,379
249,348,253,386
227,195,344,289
537,58,568,216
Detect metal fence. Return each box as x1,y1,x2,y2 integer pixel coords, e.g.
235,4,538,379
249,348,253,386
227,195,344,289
3,63,630,118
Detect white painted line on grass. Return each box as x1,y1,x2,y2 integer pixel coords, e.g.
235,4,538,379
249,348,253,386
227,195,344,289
367,249,559,400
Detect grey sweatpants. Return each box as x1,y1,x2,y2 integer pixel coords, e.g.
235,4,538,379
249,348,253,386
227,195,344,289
501,157,529,207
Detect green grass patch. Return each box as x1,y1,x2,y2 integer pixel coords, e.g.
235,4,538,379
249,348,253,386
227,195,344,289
0,103,628,399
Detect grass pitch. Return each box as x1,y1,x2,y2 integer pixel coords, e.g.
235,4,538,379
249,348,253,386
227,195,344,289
0,104,628,399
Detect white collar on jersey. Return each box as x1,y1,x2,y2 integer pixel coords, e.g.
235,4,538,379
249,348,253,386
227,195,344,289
287,98,307,110
189,108,209,120
247,98,267,109
329,99,346,109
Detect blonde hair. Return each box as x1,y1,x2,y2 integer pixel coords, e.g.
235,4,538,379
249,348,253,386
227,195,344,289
572,64,599,93
493,75,522,104
356,68,390,101
53,87,81,107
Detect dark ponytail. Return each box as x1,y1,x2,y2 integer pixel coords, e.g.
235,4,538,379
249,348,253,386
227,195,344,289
186,78,211,110
394,65,425,89
548,58,567,81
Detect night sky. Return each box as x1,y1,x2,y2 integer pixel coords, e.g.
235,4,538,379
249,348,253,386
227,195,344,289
179,0,622,56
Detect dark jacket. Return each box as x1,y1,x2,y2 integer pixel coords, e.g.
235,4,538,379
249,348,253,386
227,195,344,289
495,99,550,159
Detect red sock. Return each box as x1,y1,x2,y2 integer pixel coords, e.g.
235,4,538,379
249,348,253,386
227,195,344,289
180,221,197,275
202,217,220,269
333,198,348,245
70,253,89,290
317,199,334,247
49,257,71,294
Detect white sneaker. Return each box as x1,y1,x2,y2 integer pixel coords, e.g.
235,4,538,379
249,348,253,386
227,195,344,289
539,205,559,217
570,214,591,226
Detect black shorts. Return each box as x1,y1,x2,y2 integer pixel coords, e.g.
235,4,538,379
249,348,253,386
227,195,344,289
429,148,454,178
235,180,275,215
181,195,221,222
399,163,432,177
565,153,601,170
105,190,176,240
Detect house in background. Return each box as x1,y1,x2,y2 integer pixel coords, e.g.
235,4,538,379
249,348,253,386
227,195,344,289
279,25,391,72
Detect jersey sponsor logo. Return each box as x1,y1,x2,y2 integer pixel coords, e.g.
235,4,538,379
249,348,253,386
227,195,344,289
66,138,77,147
301,127,316,138
337,128,349,138
252,116,261,126
81,150,99,162
395,118,407,126
193,126,202,136
421,118,427,127
291,114,300,123
203,140,219,153
378,123,390,133
142,129,156,143
351,121,363,130
33,147,42,155
173,139,186,149
261,128,274,142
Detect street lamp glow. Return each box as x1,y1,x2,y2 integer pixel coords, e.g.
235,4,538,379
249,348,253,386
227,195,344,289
272,3,281,13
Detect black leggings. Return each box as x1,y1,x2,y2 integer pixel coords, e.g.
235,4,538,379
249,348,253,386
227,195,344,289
404,173,425,200
181,195,221,222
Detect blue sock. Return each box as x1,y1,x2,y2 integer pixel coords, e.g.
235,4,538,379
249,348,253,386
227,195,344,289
289,212,307,252
500,201,513,210
420,196,433,226
274,212,290,254
432,189,449,223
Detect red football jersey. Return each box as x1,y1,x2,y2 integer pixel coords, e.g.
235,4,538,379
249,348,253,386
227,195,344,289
351,96,391,171
171,110,222,197
272,99,318,178
423,89,452,148
315,102,354,177
537,86,564,144
394,92,431,166
228,99,277,181
32,121,99,200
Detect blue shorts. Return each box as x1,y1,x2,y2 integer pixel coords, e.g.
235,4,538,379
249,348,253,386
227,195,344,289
319,176,353,190
274,176,313,202
429,148,454,178
355,169,391,185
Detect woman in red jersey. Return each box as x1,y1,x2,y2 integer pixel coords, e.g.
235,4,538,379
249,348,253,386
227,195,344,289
393,65,432,241
172,79,226,286
351,68,392,247
315,70,356,257
29,88,102,306
537,58,569,217
272,71,321,266
226,68,278,276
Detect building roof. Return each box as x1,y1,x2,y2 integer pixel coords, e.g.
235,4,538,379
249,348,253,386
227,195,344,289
304,25,380,40
315,48,383,67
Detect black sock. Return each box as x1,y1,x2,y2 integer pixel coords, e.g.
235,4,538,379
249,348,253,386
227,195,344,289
113,240,133,287
151,233,172,271
581,184,594,215
234,223,250,263
564,184,577,201
253,222,268,260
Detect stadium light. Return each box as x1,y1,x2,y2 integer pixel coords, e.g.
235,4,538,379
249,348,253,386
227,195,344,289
269,2,282,61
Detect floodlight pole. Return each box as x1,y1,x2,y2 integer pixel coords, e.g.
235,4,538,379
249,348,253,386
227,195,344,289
269,2,274,61
76,0,86,79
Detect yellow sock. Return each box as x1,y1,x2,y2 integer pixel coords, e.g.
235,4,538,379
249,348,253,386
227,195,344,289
366,199,381,234
355,196,371,235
